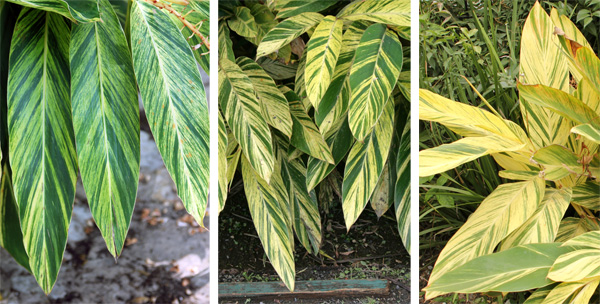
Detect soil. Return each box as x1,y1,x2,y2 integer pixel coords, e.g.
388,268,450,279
218,177,410,304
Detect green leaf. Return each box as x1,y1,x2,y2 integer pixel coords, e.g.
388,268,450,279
283,157,321,255
228,6,257,38
348,24,402,141
236,56,292,138
70,0,139,258
283,89,334,164
256,12,323,58
306,118,353,191
226,132,241,189
8,8,77,294
571,180,600,210
276,0,337,19
304,15,343,108
169,0,210,74
571,123,600,144
425,178,545,300
0,164,30,271
395,113,410,253
218,113,228,213
219,58,274,182
246,2,277,46
242,155,295,291
7,0,99,22
131,0,209,225
425,243,573,294
342,97,394,230
337,0,410,27
315,21,367,135
499,188,571,251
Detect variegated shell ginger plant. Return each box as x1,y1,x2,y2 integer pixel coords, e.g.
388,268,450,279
419,2,600,303
0,0,209,294
218,0,410,291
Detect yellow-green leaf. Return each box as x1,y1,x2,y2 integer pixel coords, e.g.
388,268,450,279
337,0,410,27
571,181,600,210
276,0,337,19
571,123,600,144
8,9,77,293
532,145,584,180
548,248,600,282
425,178,545,300
218,113,228,213
256,12,323,58
228,6,257,38
541,278,600,304
6,0,99,22
304,15,343,108
348,24,402,141
555,217,600,242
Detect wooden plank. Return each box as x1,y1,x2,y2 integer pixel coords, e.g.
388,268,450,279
219,279,389,299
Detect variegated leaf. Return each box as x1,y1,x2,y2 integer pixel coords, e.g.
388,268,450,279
562,230,600,249
256,12,323,58
70,0,139,258
246,2,277,46
8,8,77,293
228,6,257,38
425,178,545,300
557,36,600,96
226,132,240,188
304,15,342,108
6,0,99,22
523,284,558,304
219,22,235,62
337,0,410,27
532,145,584,180
276,0,337,19
555,217,600,242
169,0,210,74
519,2,571,149
342,97,394,230
0,164,30,271
283,89,334,164
241,155,295,291
218,113,228,213
236,56,292,138
348,24,402,141
499,188,571,251
571,181,600,210
571,124,600,144
549,8,591,83
218,59,274,182
548,249,600,282
395,113,410,253
131,0,209,225
541,278,600,304
425,243,572,294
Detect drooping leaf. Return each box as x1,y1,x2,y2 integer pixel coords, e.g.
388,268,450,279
219,22,235,62
571,181,600,210
555,217,600,242
348,24,402,141
532,145,584,180
256,12,323,58
498,170,541,181
395,113,410,253
257,56,298,80
8,8,77,294
225,132,241,189
519,2,571,149
571,123,600,144
548,248,600,282
425,178,545,300
246,2,277,45
315,21,367,135
219,58,274,182
131,0,209,225
228,6,257,38
549,8,591,83
304,15,343,108
236,56,292,138
499,188,571,251
337,0,410,27
342,97,394,230
283,89,334,164
169,0,210,74
283,157,321,255
541,278,600,304
306,117,353,191
557,35,600,96
523,284,558,304
241,155,295,291
562,230,600,249
425,243,573,294
0,164,30,271
70,0,139,258
6,0,99,22
276,0,337,19
218,113,228,213
370,160,393,218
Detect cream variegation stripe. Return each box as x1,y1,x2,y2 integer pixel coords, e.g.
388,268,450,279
342,97,394,230
8,9,77,294
425,243,572,294
256,12,323,58
337,0,410,27
541,278,600,304
0,164,30,271
283,89,334,164
348,24,402,141
395,113,410,253
532,145,584,180
218,59,274,183
555,217,599,242
558,36,600,96
225,132,240,188
275,0,337,19
6,0,99,22
236,56,293,138
572,124,600,144
562,230,600,249
523,284,557,304
131,0,209,225
241,156,295,291
550,8,591,83
425,178,545,300
218,113,228,213
419,136,525,177
70,0,139,258
548,249,600,282
519,2,571,149
499,188,571,251
571,181,600,210
228,6,257,38
305,15,343,108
